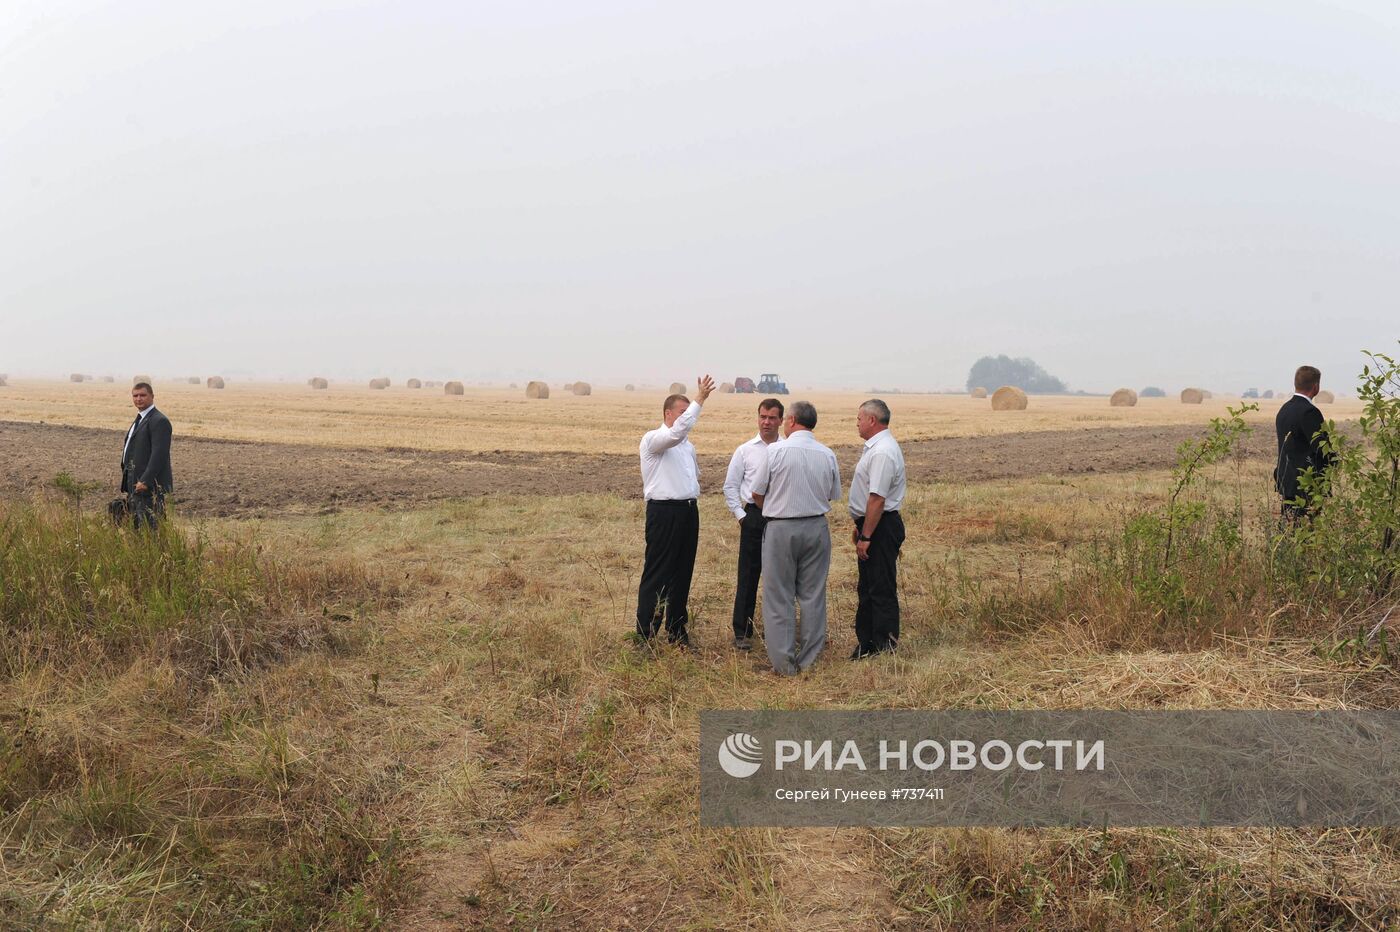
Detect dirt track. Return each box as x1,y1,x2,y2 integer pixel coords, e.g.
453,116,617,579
0,419,1285,518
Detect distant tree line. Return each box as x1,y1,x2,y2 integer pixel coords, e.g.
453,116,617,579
966,355,1067,394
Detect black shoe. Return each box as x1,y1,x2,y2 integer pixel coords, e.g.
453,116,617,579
850,646,874,661
734,636,753,652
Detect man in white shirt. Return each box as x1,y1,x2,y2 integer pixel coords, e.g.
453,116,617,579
721,398,784,651
636,374,716,646
751,400,841,675
848,399,907,659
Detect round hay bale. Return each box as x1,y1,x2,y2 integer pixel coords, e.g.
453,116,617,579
207,376,225,389
719,382,735,393
369,378,390,390
1180,388,1204,404
100,375,114,383
509,382,518,389
525,381,549,399
407,378,422,389
1201,390,1214,400
1110,388,1138,407
444,381,464,395
69,373,84,383
990,386,1028,410
309,377,329,389
187,377,201,385
1262,389,1275,399
669,382,686,394
0,376,7,387
1315,390,1335,404
625,384,635,392
563,383,574,392
132,375,152,386
571,382,592,396
970,387,988,398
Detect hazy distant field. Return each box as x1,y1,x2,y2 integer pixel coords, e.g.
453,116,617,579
0,378,1363,456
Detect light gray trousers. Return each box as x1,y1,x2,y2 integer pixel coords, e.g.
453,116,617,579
761,515,831,675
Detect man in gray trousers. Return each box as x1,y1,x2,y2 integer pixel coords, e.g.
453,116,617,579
750,400,842,676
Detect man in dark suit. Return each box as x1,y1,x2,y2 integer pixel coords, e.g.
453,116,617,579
1275,365,1333,522
121,381,174,529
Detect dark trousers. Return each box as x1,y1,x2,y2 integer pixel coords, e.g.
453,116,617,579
732,503,766,638
636,499,699,642
130,490,165,530
854,511,904,652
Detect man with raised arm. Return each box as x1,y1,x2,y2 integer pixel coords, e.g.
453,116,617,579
636,374,716,647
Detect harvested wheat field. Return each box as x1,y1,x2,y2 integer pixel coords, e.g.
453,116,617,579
1,378,1394,930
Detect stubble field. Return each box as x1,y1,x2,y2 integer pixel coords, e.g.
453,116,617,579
1,379,1393,930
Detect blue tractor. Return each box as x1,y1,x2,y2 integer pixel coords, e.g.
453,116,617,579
756,373,789,395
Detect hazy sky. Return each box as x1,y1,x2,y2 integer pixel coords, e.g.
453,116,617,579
4,1,1398,392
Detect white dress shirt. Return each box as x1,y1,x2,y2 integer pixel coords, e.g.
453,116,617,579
722,434,771,519
639,400,703,501
123,406,154,460
752,430,841,519
849,428,906,518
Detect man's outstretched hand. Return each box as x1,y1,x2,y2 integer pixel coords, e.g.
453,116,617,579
696,375,716,403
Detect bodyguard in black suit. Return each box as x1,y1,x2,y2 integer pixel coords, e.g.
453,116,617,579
121,381,174,529
1275,365,1333,520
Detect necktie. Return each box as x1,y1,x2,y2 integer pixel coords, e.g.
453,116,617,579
124,414,141,461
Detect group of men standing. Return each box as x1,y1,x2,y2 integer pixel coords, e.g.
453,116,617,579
635,375,907,677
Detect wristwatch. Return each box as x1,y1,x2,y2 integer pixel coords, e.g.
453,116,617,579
857,533,872,542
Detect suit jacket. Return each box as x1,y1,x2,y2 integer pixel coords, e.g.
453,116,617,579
121,407,174,494
1274,394,1332,502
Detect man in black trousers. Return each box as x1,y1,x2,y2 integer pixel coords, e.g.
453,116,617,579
636,374,715,646
1275,365,1334,522
121,381,174,529
721,398,783,651
848,399,906,659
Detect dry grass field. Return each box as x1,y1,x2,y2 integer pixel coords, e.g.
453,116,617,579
2,380,1395,930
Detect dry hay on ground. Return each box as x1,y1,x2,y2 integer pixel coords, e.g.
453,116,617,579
133,375,152,386
669,382,686,394
407,378,422,389
207,376,226,389
68,373,84,383
971,387,988,398
1181,388,1204,404
1316,390,1335,403
719,382,734,393
369,378,390,390
1110,388,1138,407
571,382,592,396
309,377,329,390
525,381,549,399
990,385,1028,410
444,381,464,395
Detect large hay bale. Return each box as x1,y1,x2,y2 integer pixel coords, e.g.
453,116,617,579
207,376,225,389
525,381,549,399
310,377,329,389
0,376,7,387
1262,389,1275,399
444,381,464,395
719,382,735,393
369,378,390,390
187,376,201,385
1180,388,1204,404
970,387,988,398
669,382,686,394
100,375,114,383
571,381,592,396
563,383,574,392
132,375,152,386
1110,388,1138,407
625,384,636,392
407,378,422,389
990,386,1028,410
1315,390,1335,404
1201,390,1214,400
69,373,84,383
